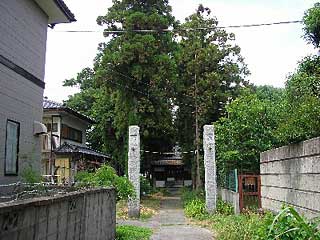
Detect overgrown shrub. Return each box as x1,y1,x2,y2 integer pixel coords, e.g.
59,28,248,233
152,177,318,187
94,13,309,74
75,164,135,200
21,166,42,184
116,225,152,240
210,212,274,240
140,176,152,196
216,199,234,215
185,198,207,219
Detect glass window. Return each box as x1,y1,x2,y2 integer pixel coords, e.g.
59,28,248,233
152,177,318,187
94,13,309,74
5,120,20,175
45,123,58,132
61,124,82,143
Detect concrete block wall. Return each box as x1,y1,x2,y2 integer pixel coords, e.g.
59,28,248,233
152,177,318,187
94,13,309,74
219,188,240,214
260,137,320,219
0,188,116,240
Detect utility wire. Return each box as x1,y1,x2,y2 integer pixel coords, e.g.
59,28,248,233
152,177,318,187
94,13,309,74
106,69,194,108
108,66,195,104
106,77,194,108
52,20,302,33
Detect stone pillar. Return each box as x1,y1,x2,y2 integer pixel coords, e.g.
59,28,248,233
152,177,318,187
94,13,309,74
128,126,140,218
203,125,217,213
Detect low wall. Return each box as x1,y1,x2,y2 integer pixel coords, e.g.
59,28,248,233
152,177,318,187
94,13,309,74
0,188,116,240
260,136,320,219
219,188,240,214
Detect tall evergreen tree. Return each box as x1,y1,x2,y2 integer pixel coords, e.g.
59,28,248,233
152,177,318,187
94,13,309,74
91,0,178,172
174,5,249,188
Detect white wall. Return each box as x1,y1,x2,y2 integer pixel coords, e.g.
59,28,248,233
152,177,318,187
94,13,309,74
0,0,48,184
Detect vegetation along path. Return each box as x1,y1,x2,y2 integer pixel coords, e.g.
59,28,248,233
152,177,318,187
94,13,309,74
117,189,213,240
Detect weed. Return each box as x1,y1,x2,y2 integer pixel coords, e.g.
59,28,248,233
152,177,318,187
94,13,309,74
116,225,152,240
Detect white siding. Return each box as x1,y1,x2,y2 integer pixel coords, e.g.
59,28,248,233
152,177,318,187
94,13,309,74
0,0,48,184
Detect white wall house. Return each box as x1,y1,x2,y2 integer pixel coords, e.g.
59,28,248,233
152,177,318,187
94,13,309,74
0,0,75,184
42,99,109,183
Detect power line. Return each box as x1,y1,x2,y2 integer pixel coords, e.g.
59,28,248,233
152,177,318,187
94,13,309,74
52,20,302,33
108,66,195,104
105,77,194,108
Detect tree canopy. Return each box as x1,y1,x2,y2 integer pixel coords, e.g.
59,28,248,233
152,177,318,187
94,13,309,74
303,2,320,49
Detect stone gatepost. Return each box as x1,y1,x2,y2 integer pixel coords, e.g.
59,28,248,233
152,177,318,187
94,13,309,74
203,125,217,213
128,126,140,218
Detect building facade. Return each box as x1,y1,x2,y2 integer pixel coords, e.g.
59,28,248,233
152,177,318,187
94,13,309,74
42,99,109,183
0,0,75,184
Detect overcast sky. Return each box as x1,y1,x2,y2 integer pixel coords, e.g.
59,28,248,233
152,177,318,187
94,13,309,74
44,0,318,102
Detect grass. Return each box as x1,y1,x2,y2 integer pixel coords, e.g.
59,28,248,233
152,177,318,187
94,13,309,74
116,225,152,240
117,192,162,220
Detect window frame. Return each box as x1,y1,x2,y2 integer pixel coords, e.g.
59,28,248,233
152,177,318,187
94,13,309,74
4,119,20,176
61,124,83,143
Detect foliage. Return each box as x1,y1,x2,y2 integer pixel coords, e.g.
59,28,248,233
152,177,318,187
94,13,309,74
116,225,152,240
303,2,320,48
209,212,274,240
180,187,204,206
185,198,208,219
140,176,152,196
276,55,320,144
21,166,42,184
117,193,161,220
215,86,283,174
216,199,234,215
174,5,249,188
266,206,320,240
75,164,135,200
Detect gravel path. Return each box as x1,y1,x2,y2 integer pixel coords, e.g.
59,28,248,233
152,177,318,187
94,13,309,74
117,189,214,240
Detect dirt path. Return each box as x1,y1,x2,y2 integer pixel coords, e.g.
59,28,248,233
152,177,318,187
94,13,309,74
117,190,214,240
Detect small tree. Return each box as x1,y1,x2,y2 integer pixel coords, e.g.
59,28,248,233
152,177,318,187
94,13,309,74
303,3,320,50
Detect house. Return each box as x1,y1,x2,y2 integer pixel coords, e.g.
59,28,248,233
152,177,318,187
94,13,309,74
42,99,110,183
0,0,76,184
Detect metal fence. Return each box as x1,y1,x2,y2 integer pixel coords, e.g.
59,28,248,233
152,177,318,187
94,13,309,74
218,169,238,192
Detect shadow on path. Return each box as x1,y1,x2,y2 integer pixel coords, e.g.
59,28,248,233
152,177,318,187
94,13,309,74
117,188,213,240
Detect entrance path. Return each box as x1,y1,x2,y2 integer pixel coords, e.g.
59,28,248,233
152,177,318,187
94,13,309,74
117,189,214,240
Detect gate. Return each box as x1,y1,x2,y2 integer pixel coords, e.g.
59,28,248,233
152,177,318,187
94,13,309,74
238,174,261,212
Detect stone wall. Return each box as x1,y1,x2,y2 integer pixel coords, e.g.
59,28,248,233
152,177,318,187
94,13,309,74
219,188,240,214
260,137,320,219
0,188,116,240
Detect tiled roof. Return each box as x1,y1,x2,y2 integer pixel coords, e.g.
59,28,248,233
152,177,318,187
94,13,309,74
55,142,110,159
43,98,95,124
43,99,63,109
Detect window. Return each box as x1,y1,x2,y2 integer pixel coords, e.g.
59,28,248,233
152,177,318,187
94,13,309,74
45,123,58,132
61,124,82,143
5,120,20,175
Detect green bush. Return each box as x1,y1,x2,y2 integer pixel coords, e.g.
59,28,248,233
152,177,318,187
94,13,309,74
185,198,208,219
181,187,204,206
75,164,135,200
210,212,274,240
21,166,42,184
140,176,152,196
116,225,152,240
216,199,234,215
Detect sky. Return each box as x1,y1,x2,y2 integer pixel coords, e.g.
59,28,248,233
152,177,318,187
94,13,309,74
44,0,319,102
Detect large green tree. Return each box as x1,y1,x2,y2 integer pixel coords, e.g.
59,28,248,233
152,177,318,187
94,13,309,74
215,86,283,177
303,2,320,49
174,5,249,188
276,55,320,144
66,0,179,174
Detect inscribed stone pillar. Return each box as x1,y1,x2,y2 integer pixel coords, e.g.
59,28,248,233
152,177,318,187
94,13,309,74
128,126,140,218
203,125,217,213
